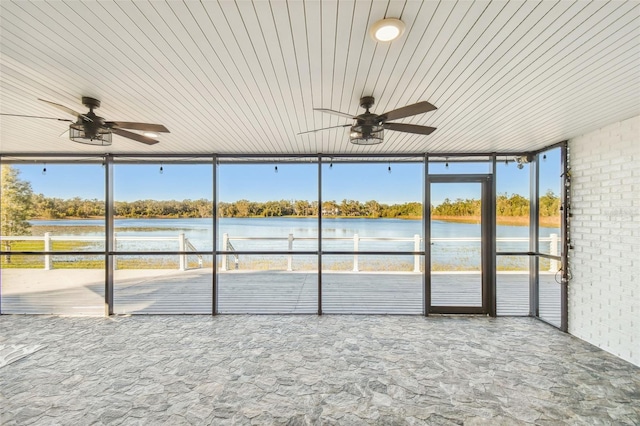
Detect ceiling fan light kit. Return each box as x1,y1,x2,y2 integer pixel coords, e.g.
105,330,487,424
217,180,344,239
350,128,384,145
370,18,405,42
70,124,112,146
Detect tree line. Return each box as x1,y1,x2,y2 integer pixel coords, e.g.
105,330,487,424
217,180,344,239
2,165,560,241
29,197,424,219
30,192,559,219
433,192,559,218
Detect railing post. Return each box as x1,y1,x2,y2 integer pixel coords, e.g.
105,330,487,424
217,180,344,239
179,233,186,271
353,233,359,272
221,233,229,271
414,234,420,272
287,233,294,271
550,233,558,271
44,232,52,270
112,233,118,270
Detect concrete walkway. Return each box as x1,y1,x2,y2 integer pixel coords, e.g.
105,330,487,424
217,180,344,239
0,315,638,425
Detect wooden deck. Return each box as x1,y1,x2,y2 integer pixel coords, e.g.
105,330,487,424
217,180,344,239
0,269,561,325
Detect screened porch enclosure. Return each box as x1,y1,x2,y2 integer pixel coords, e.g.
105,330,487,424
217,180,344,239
0,149,567,329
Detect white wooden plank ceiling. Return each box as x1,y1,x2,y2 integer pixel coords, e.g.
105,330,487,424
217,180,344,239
0,0,638,156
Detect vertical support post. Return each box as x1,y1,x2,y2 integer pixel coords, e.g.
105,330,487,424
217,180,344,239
549,233,559,271
424,154,430,316
0,158,2,313
353,233,359,272
105,154,114,316
212,155,218,315
560,142,569,332
221,233,229,271
287,233,293,271
0,157,3,314
485,168,496,317
317,154,323,315
488,155,497,317
413,234,420,272
179,232,186,271
44,232,52,270
530,153,540,318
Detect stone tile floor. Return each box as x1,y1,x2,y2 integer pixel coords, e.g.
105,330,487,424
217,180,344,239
0,315,638,425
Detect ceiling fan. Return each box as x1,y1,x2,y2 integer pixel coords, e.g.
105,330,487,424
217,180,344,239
0,97,169,146
299,96,436,144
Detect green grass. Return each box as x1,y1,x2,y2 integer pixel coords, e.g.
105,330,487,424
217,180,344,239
2,256,527,271
1,240,531,272
2,239,98,251
1,239,101,269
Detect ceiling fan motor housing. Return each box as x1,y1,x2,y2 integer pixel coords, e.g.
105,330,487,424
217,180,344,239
82,96,101,110
359,96,375,110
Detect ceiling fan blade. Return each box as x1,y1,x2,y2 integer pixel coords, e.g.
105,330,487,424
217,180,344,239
0,113,74,122
381,101,437,122
384,123,437,135
314,108,355,119
38,98,92,122
112,128,159,145
297,124,352,135
106,122,170,133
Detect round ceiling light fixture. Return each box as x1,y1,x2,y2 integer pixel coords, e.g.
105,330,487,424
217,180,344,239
370,18,405,42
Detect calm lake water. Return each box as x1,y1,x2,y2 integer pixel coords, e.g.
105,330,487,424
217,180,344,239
29,218,560,269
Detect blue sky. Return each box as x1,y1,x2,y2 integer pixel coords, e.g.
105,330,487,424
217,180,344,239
13,149,561,205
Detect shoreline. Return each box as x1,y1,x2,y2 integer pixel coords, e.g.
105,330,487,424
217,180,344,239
30,215,561,228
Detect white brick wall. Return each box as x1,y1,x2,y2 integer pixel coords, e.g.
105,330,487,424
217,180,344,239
568,114,640,366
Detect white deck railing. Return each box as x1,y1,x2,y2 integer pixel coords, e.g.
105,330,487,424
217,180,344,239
0,232,200,271
221,233,559,272
1,233,559,272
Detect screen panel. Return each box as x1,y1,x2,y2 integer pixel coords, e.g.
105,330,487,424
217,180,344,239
218,163,318,252
496,255,529,316
1,162,105,315
496,156,530,253
322,254,422,314
113,163,213,253
538,259,562,327
113,255,213,314
538,148,562,256
322,161,424,253
1,255,105,315
217,255,317,313
1,163,105,251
